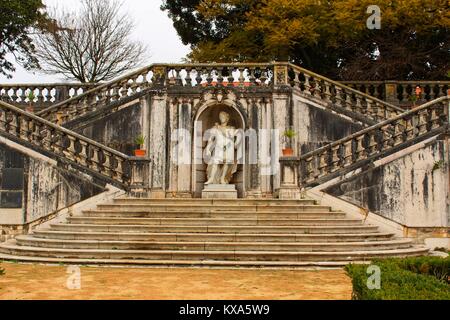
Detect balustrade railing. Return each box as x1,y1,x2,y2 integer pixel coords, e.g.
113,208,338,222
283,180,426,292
343,81,450,107
36,63,274,124
0,100,150,191
286,63,405,123
0,83,95,109
294,96,449,187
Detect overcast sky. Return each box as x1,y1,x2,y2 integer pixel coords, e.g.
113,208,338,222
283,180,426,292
0,0,190,83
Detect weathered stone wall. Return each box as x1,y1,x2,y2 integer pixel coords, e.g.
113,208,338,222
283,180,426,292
293,98,364,156
24,157,105,222
324,137,449,228
0,142,105,241
77,102,143,156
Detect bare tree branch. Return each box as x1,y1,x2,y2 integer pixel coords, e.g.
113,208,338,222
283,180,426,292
33,0,149,83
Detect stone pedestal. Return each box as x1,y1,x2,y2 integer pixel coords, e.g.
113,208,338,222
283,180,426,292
202,184,238,199
276,156,301,200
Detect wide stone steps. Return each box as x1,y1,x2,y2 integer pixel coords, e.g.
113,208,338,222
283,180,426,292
0,253,368,268
81,210,346,219
0,198,429,268
48,223,380,234
66,217,363,226
96,204,333,213
14,235,414,252
112,198,317,206
30,230,397,243
0,241,428,262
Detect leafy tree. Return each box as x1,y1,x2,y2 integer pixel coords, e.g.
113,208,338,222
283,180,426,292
0,0,49,78
162,0,450,80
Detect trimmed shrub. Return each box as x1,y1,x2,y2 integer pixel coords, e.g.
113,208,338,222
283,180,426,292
345,256,450,300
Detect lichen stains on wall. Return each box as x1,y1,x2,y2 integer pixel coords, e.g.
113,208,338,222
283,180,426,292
0,142,104,225
78,103,142,155
325,139,449,228
24,158,104,223
294,100,363,155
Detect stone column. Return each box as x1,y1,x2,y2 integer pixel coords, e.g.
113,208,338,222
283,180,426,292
246,97,262,198
272,92,290,192
177,99,193,197
149,93,167,198
140,95,151,189
167,97,179,197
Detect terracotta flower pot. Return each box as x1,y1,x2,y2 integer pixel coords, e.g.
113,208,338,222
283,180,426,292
282,148,294,157
134,149,146,157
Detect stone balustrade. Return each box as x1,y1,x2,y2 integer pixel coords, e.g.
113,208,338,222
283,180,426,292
36,63,274,124
0,100,150,191
279,96,449,190
0,83,96,109
343,80,450,107
285,63,405,122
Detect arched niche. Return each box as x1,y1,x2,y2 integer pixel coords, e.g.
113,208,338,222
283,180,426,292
192,102,246,198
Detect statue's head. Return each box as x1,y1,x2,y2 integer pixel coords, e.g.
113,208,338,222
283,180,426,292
219,111,230,124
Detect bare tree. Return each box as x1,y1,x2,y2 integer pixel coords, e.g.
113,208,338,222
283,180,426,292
33,0,148,83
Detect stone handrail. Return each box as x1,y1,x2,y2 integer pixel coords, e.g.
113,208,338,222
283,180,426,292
0,83,96,108
36,63,275,124
0,101,150,191
295,96,449,187
343,80,450,106
285,63,405,123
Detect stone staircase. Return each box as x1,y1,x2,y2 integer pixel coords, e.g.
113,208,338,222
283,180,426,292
0,198,428,268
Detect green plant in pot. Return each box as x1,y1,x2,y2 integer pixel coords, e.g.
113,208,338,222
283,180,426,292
26,91,35,113
282,128,296,156
134,134,146,157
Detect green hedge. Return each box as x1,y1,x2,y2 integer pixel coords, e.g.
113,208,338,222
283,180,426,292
345,256,450,300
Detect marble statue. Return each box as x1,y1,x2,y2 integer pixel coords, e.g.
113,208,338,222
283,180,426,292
204,111,242,185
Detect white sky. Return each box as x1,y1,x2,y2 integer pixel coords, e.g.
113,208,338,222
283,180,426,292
0,0,190,83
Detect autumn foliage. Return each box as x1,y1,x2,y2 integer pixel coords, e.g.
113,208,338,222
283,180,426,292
162,0,450,80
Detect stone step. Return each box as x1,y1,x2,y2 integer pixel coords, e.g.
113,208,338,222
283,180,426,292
113,198,318,206
81,210,346,219
67,217,364,226
48,223,379,234
15,235,413,252
32,230,396,243
96,204,333,213
0,241,429,262
0,252,363,268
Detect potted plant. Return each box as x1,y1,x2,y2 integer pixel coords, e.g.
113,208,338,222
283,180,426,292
26,91,35,113
282,128,296,156
134,134,146,157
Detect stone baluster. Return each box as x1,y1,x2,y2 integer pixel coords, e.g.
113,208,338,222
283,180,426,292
417,111,428,134
323,82,333,103
304,156,315,183
303,74,312,95
430,107,441,129
405,117,415,140
330,145,340,172
368,132,378,155
355,136,366,161
78,140,89,166
343,140,353,167
318,152,328,177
